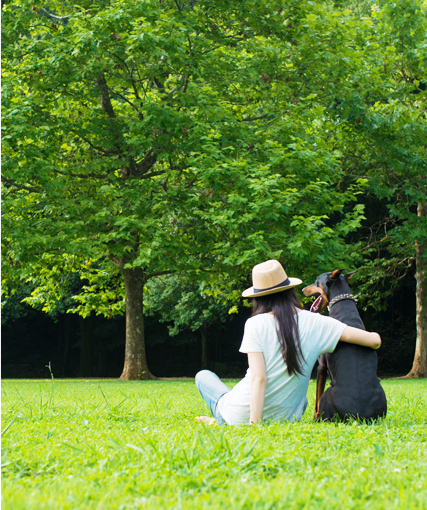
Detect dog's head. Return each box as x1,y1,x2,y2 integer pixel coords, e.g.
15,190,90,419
302,269,356,313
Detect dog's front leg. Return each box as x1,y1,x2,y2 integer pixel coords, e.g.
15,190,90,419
314,354,328,421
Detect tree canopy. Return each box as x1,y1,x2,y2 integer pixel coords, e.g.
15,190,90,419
2,0,426,378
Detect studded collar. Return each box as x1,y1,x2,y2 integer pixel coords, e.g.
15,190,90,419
328,293,357,308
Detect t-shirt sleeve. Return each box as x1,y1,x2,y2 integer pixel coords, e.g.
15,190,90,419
315,314,347,354
239,317,263,353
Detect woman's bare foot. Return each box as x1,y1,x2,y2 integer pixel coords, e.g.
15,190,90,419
195,416,217,425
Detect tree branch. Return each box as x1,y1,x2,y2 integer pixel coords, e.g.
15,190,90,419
69,128,117,155
128,170,166,180
146,270,177,279
241,113,275,122
96,72,116,119
2,178,42,193
108,255,124,270
134,149,158,176
109,89,144,119
39,7,69,22
130,66,142,101
54,169,106,179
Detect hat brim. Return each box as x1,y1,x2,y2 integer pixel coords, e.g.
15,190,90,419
242,278,303,298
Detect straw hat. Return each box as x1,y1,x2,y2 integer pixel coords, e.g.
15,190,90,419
242,260,302,298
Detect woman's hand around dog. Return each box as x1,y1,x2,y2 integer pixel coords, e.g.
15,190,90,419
340,327,381,349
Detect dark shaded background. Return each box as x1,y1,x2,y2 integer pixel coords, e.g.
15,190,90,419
1,279,416,379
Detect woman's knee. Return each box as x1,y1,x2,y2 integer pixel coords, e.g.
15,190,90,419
195,369,213,387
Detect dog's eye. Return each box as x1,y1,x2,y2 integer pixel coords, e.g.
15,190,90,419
326,277,333,287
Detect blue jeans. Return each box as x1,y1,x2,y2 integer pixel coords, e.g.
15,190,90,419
195,370,231,424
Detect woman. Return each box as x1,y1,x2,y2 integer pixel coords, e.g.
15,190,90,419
195,260,381,425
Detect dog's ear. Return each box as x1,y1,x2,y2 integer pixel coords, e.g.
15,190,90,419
326,269,343,286
345,270,357,279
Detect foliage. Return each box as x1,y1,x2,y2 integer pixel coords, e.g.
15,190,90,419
3,0,426,376
20,254,85,316
2,0,374,378
1,378,427,509
327,0,427,309
0,285,35,325
2,0,368,299
144,273,235,336
70,259,126,319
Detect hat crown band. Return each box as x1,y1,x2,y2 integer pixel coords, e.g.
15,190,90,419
253,278,291,294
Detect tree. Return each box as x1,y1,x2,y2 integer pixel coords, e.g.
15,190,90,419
145,273,238,369
2,0,367,379
271,0,427,377
327,0,427,376
370,0,427,378
2,262,101,376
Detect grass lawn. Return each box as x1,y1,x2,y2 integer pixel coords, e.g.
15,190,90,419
1,378,426,509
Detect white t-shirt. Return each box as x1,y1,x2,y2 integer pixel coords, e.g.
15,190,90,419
217,310,347,425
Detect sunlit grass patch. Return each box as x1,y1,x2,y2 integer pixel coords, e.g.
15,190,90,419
2,378,426,509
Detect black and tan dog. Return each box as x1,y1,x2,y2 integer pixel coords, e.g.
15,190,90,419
303,270,387,421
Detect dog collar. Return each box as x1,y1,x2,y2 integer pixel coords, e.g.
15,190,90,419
328,293,357,308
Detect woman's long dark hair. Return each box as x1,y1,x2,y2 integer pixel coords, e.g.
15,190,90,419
252,288,305,376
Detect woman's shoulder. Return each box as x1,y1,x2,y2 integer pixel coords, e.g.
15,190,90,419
246,313,275,322
242,313,277,346
245,313,275,328
298,310,346,333
298,310,333,324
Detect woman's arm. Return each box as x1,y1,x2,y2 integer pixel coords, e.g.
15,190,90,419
340,326,381,349
247,352,267,425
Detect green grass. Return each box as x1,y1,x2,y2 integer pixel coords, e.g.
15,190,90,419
1,378,426,509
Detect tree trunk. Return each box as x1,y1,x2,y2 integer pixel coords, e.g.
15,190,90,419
405,200,427,378
58,314,71,377
201,324,208,369
119,268,154,380
97,324,107,377
79,315,93,377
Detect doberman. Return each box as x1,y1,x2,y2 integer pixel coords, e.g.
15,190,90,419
303,269,387,421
